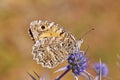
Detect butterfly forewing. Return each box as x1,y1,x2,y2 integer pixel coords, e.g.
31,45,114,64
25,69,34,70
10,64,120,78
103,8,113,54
29,20,78,68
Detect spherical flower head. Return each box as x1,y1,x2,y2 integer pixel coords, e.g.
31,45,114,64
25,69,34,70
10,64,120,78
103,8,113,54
94,62,108,77
68,52,87,76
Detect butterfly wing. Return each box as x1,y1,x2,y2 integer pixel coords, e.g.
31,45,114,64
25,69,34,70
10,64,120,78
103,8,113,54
29,20,77,68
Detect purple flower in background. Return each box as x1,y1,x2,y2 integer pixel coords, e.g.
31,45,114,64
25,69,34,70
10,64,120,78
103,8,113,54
94,62,108,77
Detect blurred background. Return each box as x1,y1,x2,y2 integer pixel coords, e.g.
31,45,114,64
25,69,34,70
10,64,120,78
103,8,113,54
0,0,120,80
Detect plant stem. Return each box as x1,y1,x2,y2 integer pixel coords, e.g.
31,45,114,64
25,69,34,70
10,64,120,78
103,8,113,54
55,68,71,80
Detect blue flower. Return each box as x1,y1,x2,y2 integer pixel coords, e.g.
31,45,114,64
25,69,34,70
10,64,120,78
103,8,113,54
94,62,108,77
55,51,92,80
68,52,87,76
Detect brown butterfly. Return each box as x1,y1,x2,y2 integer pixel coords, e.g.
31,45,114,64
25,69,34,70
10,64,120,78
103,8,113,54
28,20,83,68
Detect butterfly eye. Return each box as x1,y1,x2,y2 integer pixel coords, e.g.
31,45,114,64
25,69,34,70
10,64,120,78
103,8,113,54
41,25,45,30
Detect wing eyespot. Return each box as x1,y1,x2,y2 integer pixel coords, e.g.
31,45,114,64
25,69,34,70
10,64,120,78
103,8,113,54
41,25,45,30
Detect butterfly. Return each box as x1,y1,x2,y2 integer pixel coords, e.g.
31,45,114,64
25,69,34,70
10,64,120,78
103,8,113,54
28,20,83,68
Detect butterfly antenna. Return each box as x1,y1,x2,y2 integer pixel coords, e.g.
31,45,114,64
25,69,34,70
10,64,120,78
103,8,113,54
80,27,95,40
